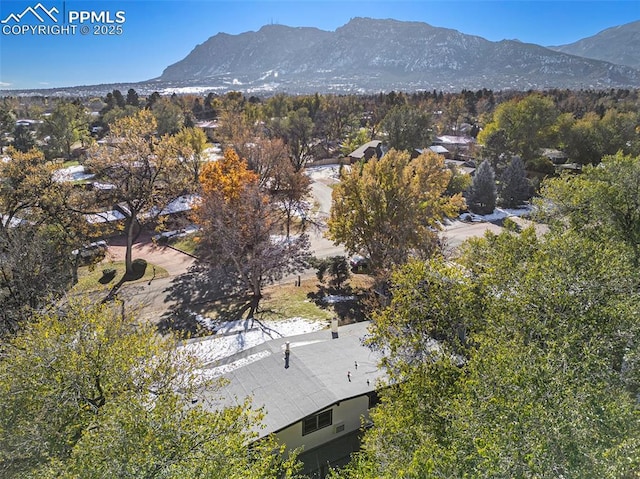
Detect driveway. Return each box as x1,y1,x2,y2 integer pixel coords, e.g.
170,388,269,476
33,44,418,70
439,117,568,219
106,233,195,277
102,233,196,323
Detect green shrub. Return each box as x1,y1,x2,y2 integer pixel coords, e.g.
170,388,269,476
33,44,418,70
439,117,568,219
131,259,147,275
102,268,116,278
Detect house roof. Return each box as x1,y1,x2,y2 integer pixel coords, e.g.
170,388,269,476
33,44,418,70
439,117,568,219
429,145,450,154
434,135,476,146
197,321,386,437
347,140,382,159
539,148,568,159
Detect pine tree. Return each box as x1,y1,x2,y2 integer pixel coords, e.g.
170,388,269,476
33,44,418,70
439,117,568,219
499,156,532,208
467,160,497,214
125,88,140,107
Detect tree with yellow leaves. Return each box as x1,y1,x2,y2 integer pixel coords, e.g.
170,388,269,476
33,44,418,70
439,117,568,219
0,301,300,478
327,149,465,273
87,110,188,276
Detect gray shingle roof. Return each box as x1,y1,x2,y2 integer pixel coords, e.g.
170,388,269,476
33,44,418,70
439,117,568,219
348,140,382,159
200,321,386,437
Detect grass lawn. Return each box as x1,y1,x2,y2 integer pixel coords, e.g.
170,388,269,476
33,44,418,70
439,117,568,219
61,159,80,168
258,274,375,322
169,235,199,256
197,273,376,324
72,260,169,293
258,279,336,322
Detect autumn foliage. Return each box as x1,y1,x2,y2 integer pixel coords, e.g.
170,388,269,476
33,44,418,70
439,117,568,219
198,148,259,202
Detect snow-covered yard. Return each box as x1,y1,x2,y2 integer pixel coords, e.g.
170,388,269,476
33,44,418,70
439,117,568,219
181,316,326,368
52,164,95,183
305,164,341,181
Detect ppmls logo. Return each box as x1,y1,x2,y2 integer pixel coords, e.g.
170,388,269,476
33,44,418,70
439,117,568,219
1,3,59,23
1,2,126,36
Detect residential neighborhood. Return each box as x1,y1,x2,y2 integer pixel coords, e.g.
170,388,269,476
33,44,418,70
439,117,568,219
0,81,639,478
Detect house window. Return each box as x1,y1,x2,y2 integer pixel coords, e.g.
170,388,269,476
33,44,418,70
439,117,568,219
302,409,333,436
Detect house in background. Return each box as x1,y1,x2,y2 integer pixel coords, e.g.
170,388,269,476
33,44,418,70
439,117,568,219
433,135,477,160
539,148,569,165
199,321,386,479
428,145,452,159
346,140,383,163
412,148,475,176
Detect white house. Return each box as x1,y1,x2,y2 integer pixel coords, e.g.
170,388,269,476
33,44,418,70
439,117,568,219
199,321,386,478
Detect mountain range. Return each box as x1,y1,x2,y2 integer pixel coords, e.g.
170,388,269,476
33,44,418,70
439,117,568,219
155,17,640,94
3,17,640,97
550,20,640,70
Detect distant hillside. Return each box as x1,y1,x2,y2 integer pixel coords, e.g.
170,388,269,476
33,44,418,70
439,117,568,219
157,17,640,93
550,20,640,70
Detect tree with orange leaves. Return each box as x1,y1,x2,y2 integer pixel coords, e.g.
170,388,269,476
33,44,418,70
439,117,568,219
195,148,310,318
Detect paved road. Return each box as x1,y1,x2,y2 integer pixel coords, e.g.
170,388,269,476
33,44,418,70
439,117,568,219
102,168,512,322
442,220,504,251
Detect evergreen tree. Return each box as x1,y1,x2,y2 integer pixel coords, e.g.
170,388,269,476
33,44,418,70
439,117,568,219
125,88,140,107
145,91,161,110
11,125,35,152
112,89,126,109
466,160,497,214
499,156,532,208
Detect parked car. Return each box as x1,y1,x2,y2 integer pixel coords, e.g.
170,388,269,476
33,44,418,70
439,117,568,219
72,240,108,264
459,212,483,223
349,254,370,273
152,225,200,244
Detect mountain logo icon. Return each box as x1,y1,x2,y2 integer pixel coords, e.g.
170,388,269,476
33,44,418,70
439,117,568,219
1,3,59,24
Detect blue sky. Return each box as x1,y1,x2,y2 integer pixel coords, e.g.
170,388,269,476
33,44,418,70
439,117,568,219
1,0,639,90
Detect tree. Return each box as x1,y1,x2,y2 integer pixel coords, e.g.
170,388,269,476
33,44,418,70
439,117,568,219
0,148,93,335
152,97,185,136
479,128,511,174
196,149,310,317
145,91,161,110
241,137,313,237
87,110,187,276
466,160,496,214
244,137,291,190
340,128,371,157
498,156,532,208
380,104,432,152
11,124,36,152
445,164,472,197
0,103,16,146
327,149,464,273
539,151,640,265
174,126,210,186
478,94,558,161
317,95,361,154
282,107,314,171
268,150,312,238
0,226,75,338
0,301,300,478
40,100,89,159
334,228,640,479
557,111,605,166
112,89,126,109
125,88,140,107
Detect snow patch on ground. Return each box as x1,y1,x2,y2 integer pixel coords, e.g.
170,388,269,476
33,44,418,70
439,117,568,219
305,165,342,181
53,165,95,183
321,295,356,304
479,206,532,222
182,316,326,366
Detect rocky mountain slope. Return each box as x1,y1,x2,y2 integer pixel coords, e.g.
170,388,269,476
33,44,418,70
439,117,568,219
550,20,640,70
158,17,640,93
